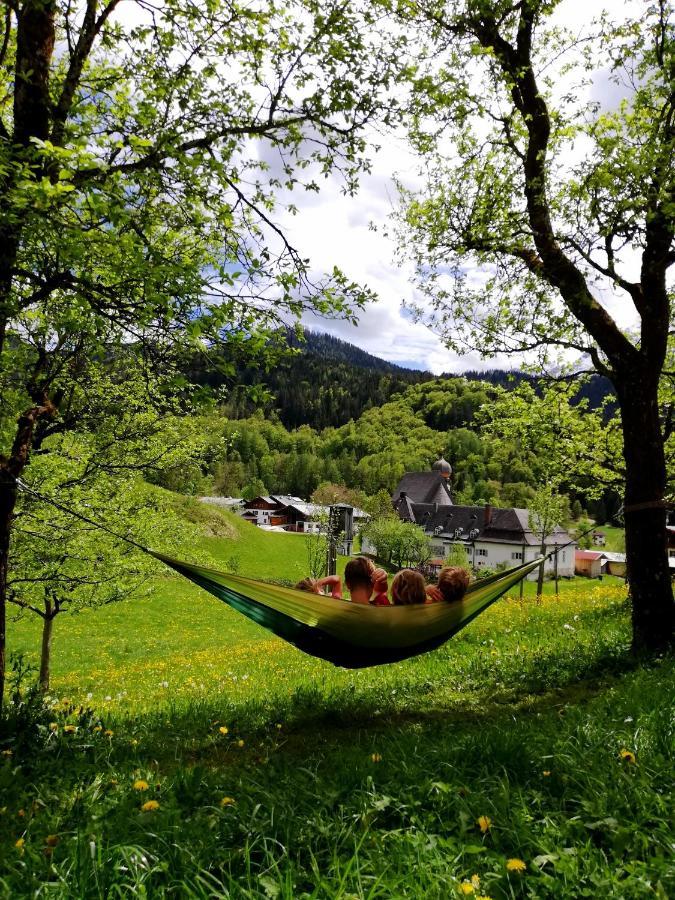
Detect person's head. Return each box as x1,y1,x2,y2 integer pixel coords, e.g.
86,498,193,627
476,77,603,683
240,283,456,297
295,577,320,594
391,569,427,605
344,557,376,593
437,566,470,603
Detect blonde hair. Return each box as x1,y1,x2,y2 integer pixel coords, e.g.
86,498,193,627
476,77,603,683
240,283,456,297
344,557,376,591
437,566,470,602
391,569,427,605
295,577,319,593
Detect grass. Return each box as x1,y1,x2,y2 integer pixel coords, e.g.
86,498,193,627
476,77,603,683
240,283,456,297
1,501,672,898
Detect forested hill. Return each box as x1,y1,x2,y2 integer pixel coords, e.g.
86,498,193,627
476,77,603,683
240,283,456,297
190,329,614,430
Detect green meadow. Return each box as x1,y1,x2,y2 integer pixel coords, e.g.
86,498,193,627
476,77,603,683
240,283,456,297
1,504,673,899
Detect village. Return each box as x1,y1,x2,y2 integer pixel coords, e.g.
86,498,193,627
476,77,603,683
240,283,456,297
201,457,644,582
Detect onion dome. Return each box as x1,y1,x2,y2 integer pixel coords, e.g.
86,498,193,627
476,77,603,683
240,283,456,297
432,457,452,479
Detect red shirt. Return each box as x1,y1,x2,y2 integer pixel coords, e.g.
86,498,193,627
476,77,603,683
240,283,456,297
370,592,391,607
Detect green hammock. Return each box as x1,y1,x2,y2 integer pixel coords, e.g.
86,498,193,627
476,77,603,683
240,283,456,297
151,552,544,668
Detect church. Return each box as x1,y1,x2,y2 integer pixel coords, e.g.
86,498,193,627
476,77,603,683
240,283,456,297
391,458,576,579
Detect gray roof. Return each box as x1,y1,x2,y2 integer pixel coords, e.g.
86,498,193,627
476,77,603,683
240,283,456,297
600,551,626,563
392,471,453,506
408,502,572,546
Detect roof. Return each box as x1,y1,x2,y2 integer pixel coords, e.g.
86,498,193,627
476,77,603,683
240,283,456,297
575,550,605,561
407,503,572,546
601,551,626,563
392,471,453,506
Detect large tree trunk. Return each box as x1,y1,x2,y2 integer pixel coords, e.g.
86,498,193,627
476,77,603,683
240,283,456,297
617,374,674,652
39,604,54,694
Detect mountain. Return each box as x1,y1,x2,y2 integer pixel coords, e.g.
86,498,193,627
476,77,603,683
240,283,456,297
189,329,615,430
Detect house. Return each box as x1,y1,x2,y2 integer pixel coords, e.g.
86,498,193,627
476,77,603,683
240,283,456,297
575,549,604,578
600,551,627,578
592,530,606,546
386,460,576,579
240,495,304,528
241,495,369,535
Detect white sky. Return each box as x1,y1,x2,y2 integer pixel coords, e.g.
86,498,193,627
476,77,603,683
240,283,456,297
280,0,645,374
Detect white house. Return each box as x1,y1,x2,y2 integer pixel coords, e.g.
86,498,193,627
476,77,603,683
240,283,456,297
387,460,575,579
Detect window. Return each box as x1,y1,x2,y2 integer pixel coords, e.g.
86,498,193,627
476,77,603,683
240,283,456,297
511,551,523,561
475,548,488,557
562,551,566,562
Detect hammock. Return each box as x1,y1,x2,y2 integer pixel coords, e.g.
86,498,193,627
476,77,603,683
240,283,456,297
151,551,544,668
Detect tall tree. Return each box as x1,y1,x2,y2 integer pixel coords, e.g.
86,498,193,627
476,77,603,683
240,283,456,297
395,0,675,649
0,0,402,706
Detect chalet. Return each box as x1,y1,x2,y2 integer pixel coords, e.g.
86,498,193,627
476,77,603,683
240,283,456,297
241,495,369,534
240,495,303,528
575,549,604,578
388,460,575,579
592,530,606,547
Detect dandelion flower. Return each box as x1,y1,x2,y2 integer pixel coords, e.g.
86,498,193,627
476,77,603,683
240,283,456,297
218,726,229,735
542,770,551,777
49,723,58,732
477,815,492,833
141,800,160,812
506,858,526,873
619,749,636,764
104,730,114,737
459,882,475,895
133,780,149,791
130,739,138,746
15,837,24,851
92,725,102,733
275,723,282,730
475,895,493,900
63,725,77,734
220,796,235,807
236,739,244,748
45,835,59,847
371,753,382,763
1,749,12,757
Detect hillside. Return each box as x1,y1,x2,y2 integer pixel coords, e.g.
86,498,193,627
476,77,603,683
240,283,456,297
188,329,615,431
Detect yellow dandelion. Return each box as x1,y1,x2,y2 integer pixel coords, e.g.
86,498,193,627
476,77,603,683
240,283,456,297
133,779,149,791
275,723,282,730
542,770,551,777
49,723,58,732
45,834,59,847
506,858,526,873
92,725,102,733
218,726,229,735
236,739,244,748
477,815,492,833
1,749,12,757
130,739,138,746
63,725,77,734
370,753,382,763
459,882,474,895
15,836,24,851
141,800,160,812
220,796,235,807
104,730,113,737
476,895,493,900
619,749,636,764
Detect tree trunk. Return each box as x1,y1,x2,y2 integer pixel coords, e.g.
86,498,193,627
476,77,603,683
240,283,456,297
0,478,17,710
39,602,54,693
616,374,675,652
536,539,545,597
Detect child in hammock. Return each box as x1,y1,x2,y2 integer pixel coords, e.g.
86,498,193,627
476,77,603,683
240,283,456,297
391,568,427,605
294,574,343,599
344,557,390,606
426,566,470,604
